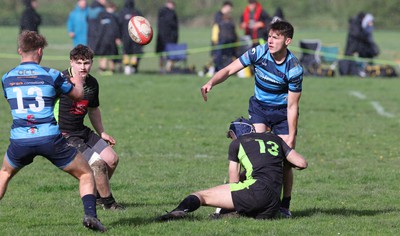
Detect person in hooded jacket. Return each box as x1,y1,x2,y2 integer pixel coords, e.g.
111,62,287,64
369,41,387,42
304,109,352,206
95,1,122,74
20,0,41,33
67,0,89,46
118,0,144,75
87,0,106,53
156,0,179,72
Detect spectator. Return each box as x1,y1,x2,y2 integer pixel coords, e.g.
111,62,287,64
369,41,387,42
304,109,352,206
156,0,179,73
342,12,379,76
20,0,41,33
118,0,144,75
214,0,232,24
240,0,270,46
87,0,106,52
359,14,379,59
211,1,237,72
271,6,285,23
67,0,89,46
95,1,122,75
357,13,379,76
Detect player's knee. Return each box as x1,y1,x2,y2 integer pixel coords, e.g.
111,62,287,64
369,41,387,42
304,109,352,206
100,148,119,169
107,153,119,169
0,168,13,182
90,159,108,177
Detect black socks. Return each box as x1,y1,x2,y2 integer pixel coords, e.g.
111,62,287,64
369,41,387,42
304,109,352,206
175,195,201,212
281,196,291,209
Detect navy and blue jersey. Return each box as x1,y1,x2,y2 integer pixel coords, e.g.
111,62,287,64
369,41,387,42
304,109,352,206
2,62,73,145
239,44,303,107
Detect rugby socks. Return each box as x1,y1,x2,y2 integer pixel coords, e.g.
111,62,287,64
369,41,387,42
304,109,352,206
175,195,201,212
82,194,97,218
281,196,291,209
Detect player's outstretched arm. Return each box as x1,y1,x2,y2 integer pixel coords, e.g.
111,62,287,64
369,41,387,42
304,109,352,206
286,149,307,170
200,59,244,101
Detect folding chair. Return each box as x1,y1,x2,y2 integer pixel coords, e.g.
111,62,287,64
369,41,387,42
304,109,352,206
299,39,321,69
165,43,188,72
320,45,339,70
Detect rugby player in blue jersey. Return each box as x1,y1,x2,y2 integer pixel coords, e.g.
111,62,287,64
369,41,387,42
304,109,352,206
0,31,106,232
201,20,303,218
157,117,307,221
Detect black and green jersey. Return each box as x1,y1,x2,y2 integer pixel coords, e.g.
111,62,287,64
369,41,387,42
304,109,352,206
54,68,100,133
228,132,292,196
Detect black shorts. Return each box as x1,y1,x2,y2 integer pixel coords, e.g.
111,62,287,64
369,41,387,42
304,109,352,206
64,128,109,163
230,179,280,219
95,43,118,56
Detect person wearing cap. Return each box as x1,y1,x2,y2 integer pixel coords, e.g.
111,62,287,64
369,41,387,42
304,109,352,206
156,117,307,221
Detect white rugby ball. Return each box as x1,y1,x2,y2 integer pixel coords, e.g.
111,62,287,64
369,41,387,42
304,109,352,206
128,16,153,45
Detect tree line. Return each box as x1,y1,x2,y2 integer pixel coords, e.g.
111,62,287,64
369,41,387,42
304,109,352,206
0,0,399,30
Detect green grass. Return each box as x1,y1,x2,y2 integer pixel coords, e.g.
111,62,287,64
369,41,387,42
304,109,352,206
0,26,400,235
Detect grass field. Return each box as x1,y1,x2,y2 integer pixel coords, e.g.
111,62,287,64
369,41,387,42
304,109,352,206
0,26,400,235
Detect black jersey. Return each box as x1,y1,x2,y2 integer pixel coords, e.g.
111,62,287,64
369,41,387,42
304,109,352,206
55,68,100,133
228,132,292,196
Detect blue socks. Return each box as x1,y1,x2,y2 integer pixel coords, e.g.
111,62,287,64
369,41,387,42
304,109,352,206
82,194,97,218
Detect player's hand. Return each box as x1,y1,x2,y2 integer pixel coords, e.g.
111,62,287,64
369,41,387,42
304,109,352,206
71,71,85,85
101,132,116,147
201,82,212,101
286,138,296,149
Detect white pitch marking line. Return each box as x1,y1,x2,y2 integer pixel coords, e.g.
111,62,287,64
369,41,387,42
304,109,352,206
349,90,395,118
349,90,366,100
370,101,395,118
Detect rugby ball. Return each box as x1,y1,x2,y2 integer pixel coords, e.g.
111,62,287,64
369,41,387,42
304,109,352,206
128,16,153,45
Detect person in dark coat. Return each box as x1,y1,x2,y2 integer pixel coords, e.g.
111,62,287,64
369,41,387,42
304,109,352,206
95,1,122,74
87,0,106,52
156,0,179,72
211,1,237,72
118,0,144,75
344,12,366,56
20,0,41,33
358,13,378,59
341,12,379,76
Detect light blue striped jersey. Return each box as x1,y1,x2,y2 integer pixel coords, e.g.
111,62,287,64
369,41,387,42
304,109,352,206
239,44,303,107
2,62,73,145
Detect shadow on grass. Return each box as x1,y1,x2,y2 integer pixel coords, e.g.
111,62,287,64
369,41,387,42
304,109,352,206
115,200,180,208
293,207,398,218
108,214,199,227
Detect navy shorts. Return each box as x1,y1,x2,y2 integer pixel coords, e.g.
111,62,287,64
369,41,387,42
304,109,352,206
6,134,77,170
64,128,109,162
230,180,280,219
248,96,289,135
